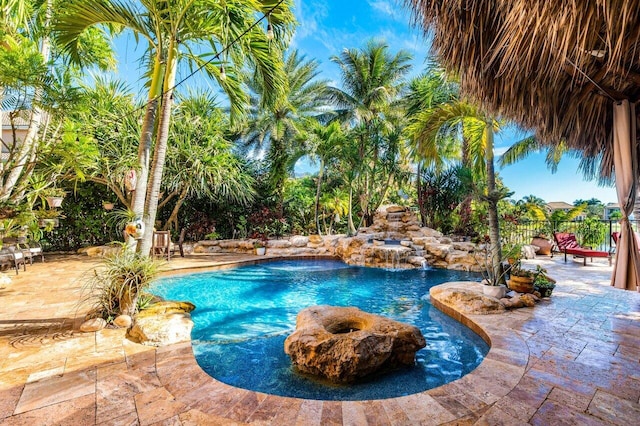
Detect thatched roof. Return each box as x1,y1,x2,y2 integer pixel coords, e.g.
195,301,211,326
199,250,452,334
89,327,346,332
405,0,640,178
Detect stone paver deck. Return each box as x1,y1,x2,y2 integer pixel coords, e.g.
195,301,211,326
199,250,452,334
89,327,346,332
0,253,639,425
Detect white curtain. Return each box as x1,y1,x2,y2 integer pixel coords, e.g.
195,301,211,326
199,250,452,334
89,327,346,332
611,100,640,291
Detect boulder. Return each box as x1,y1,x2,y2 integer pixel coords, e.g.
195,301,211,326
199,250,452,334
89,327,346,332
113,314,132,328
308,235,323,244
266,239,292,249
290,235,309,247
0,273,11,288
386,205,407,214
127,301,195,346
284,305,426,383
430,284,505,314
80,317,107,332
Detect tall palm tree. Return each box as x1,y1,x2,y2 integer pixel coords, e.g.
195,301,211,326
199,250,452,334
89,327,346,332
327,40,413,227
241,49,330,215
55,0,294,254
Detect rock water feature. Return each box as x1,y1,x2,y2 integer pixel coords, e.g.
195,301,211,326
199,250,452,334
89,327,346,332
284,305,426,383
193,205,485,272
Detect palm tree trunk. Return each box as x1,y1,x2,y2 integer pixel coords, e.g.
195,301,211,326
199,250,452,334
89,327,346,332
347,184,357,235
131,54,163,219
314,159,324,235
485,124,504,284
138,45,178,256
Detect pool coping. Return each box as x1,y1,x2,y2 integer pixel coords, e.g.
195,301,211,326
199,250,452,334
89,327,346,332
153,263,527,424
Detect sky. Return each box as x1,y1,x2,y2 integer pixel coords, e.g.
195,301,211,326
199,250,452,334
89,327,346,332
112,0,619,205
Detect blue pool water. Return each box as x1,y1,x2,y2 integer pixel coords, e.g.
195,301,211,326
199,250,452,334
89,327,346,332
151,259,488,400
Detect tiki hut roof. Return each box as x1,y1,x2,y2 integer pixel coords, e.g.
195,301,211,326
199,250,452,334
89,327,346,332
406,0,640,178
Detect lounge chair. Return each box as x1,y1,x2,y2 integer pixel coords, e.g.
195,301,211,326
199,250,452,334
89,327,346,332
553,232,612,266
611,231,640,250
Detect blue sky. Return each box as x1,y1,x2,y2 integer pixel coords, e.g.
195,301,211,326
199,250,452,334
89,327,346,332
112,0,618,205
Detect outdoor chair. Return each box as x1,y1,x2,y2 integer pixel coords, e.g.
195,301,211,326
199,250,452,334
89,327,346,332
1,245,26,274
152,231,171,260
611,231,640,252
2,237,32,267
553,232,612,266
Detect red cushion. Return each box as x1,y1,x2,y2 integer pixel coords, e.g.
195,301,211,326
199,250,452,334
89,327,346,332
565,247,609,257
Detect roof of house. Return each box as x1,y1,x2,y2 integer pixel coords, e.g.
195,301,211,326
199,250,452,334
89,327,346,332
546,202,575,210
1,111,30,128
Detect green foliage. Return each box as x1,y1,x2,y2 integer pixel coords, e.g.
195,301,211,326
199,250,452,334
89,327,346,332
80,247,161,320
576,217,607,248
418,164,473,234
42,182,124,251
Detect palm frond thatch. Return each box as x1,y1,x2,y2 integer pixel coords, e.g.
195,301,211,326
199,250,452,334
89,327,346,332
405,0,640,178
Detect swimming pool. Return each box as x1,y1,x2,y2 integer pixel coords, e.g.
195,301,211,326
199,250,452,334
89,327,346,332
151,259,488,400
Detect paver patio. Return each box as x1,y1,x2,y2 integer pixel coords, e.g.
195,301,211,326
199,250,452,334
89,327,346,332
0,253,639,425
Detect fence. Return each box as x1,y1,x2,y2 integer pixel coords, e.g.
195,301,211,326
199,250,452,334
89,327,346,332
507,219,640,252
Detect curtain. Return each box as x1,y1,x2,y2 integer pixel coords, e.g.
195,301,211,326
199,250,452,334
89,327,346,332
611,100,640,291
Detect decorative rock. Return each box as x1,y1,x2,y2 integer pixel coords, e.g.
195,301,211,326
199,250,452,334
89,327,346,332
386,205,406,214
520,294,537,307
290,235,309,247
430,284,506,314
308,235,323,244
80,317,107,332
284,305,426,383
266,239,292,249
113,314,132,328
127,301,195,346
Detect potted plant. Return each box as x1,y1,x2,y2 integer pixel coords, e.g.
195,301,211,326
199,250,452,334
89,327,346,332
34,208,63,229
254,241,266,255
531,234,553,255
534,272,556,297
42,188,66,209
508,263,545,293
475,244,508,298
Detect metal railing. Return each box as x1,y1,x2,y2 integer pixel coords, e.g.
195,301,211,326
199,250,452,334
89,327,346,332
506,219,640,252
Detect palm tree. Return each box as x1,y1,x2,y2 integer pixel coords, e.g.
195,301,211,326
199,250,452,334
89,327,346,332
241,49,330,215
55,0,294,254
307,120,344,234
162,91,255,231
327,40,413,227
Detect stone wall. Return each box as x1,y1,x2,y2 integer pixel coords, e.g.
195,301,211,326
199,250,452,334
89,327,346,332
193,205,486,272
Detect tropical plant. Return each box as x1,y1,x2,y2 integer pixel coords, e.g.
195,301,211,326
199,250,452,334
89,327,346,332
576,217,607,248
162,91,255,231
81,247,161,320
55,0,295,255
327,40,413,228
240,49,331,214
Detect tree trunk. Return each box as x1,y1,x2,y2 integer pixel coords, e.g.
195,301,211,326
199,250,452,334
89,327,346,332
485,124,504,284
163,187,188,231
138,46,177,256
314,159,324,235
131,54,164,220
347,184,357,235
0,0,52,202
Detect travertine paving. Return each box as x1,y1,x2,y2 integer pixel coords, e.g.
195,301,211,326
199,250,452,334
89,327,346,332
0,253,638,425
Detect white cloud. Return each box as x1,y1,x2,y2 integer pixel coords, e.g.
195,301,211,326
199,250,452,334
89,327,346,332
367,0,405,22
494,146,510,156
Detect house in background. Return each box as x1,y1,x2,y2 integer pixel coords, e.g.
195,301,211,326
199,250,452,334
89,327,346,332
1,111,30,161
545,201,587,221
603,202,633,220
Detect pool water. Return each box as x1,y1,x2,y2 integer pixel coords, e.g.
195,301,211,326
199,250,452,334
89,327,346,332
151,259,488,400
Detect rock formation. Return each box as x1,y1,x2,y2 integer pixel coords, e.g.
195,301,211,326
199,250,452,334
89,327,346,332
284,305,426,383
127,301,195,346
193,205,487,272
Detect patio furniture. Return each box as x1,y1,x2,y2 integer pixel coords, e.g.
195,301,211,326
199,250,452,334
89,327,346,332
152,231,171,260
3,237,34,265
553,232,612,266
1,246,26,274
